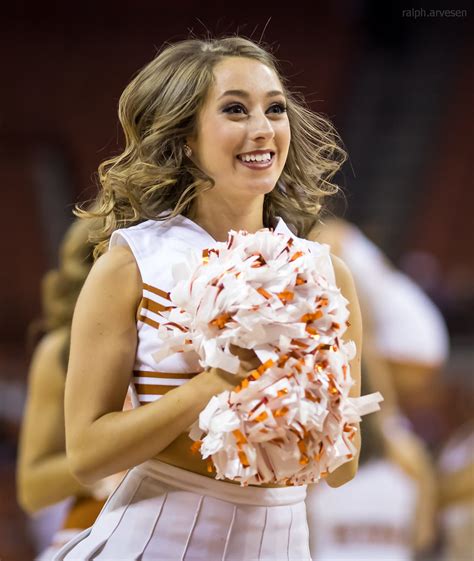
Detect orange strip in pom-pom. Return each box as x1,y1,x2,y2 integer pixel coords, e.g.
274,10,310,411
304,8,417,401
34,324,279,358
235,377,250,393
277,354,289,367
278,290,294,304
299,454,309,465
298,440,308,454
207,459,215,473
295,275,306,285
232,429,247,445
259,359,274,373
329,384,339,396
300,311,323,322
238,450,250,467
248,370,261,381
241,378,249,389
277,388,288,397
209,313,232,329
254,411,268,422
305,325,319,336
274,406,289,417
291,339,309,349
331,322,340,330
190,440,202,454
290,251,304,262
257,287,272,299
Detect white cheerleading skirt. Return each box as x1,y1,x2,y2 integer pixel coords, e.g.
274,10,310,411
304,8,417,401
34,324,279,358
53,459,311,561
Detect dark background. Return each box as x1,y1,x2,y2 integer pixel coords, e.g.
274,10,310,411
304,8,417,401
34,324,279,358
1,1,472,558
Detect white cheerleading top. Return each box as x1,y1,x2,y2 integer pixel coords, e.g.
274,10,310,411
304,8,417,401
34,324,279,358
306,459,418,561
340,224,449,366
109,214,329,408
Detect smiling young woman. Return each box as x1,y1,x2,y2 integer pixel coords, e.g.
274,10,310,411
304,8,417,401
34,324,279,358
54,37,360,560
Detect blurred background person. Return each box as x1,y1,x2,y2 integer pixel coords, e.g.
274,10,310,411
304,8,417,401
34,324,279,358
307,402,430,561
437,418,474,560
16,218,124,560
309,217,449,426
310,217,442,545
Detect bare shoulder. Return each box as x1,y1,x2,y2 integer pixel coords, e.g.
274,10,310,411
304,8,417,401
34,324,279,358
92,244,141,283
27,328,69,401
78,244,142,310
330,253,354,292
33,327,69,365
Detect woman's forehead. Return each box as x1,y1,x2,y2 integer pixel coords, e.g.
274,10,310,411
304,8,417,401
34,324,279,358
209,57,284,99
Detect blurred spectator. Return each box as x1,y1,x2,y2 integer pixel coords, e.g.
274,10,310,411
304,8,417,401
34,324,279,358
306,409,431,560
307,217,440,554
16,217,124,559
437,420,474,561
309,218,449,442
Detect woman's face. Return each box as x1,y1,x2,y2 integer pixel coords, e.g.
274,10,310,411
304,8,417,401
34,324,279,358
187,57,291,201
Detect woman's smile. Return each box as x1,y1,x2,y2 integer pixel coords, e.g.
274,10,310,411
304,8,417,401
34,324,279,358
236,149,275,170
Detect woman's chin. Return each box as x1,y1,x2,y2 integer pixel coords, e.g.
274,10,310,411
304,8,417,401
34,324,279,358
242,179,278,196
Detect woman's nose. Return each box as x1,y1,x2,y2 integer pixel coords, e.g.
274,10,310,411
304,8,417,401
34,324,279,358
249,112,275,141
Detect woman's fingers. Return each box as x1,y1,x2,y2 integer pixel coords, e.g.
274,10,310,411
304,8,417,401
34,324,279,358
229,344,256,362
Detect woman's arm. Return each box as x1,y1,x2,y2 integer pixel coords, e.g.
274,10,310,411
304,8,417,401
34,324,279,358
65,245,256,485
17,328,87,513
325,255,362,488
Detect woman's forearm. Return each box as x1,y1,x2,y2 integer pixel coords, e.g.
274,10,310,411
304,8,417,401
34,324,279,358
68,368,234,484
18,453,86,514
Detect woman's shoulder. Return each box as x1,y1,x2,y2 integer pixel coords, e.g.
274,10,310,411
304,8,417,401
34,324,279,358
76,245,142,315
29,328,69,388
330,253,353,284
34,327,69,363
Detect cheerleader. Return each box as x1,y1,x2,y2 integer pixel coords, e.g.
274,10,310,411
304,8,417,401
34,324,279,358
54,36,366,560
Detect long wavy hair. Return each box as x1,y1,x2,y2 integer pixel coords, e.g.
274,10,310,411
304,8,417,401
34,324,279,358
28,218,96,369
77,36,347,256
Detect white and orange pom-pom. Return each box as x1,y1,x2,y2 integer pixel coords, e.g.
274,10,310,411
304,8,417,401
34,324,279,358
153,228,383,485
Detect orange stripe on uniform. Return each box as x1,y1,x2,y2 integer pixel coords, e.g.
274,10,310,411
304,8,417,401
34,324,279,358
143,283,170,301
138,315,161,329
133,370,199,379
141,297,173,314
135,383,190,395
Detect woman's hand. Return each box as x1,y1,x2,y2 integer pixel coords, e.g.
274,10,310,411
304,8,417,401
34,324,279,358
206,345,261,389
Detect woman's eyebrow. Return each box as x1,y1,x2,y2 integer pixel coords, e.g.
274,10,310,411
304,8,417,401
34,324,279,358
218,89,285,99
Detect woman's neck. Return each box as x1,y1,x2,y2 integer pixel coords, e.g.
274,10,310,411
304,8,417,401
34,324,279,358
190,194,265,242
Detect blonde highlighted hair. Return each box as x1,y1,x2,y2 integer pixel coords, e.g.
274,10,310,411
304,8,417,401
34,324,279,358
40,219,95,332
77,36,346,255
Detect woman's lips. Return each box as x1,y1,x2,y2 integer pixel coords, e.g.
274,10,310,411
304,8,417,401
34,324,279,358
236,154,274,170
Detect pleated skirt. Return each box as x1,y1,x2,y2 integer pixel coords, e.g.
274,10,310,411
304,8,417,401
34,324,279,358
53,459,311,561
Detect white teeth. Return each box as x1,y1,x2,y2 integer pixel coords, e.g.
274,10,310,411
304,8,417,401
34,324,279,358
240,152,272,163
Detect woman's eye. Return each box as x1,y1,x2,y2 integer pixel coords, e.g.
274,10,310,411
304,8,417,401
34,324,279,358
223,104,247,115
267,103,287,114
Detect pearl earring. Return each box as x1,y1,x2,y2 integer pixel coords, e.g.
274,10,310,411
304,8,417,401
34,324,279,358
184,144,192,158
